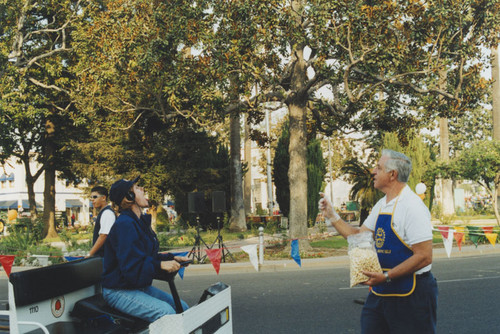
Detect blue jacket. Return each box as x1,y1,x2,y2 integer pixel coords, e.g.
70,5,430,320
102,209,174,289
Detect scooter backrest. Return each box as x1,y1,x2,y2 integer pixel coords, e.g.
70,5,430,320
9,257,102,307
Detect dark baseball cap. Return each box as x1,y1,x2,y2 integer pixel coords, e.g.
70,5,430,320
109,176,140,206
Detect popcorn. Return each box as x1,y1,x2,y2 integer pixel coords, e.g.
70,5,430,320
348,232,383,287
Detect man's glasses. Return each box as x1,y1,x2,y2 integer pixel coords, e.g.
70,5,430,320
90,195,103,199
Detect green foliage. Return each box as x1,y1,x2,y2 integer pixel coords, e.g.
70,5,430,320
0,228,39,254
58,228,85,251
158,233,197,251
307,139,326,224
341,158,384,223
0,218,65,265
156,210,170,231
453,141,500,189
1,0,499,242
273,120,290,217
432,140,500,210
273,121,327,222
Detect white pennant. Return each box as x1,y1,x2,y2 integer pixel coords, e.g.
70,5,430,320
443,229,454,258
241,244,259,271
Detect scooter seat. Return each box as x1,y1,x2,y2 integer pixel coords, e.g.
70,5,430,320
71,293,149,332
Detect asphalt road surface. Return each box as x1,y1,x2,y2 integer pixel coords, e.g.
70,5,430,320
172,253,500,334
1,253,499,333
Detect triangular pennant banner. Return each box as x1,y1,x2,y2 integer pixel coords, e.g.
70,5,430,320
485,233,498,247
482,226,494,234
437,226,450,240
205,248,222,274
466,226,480,248
0,255,15,277
241,244,259,272
454,232,464,251
171,251,189,279
290,239,301,267
443,229,454,258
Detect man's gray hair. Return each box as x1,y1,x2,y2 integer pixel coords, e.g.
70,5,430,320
381,149,412,183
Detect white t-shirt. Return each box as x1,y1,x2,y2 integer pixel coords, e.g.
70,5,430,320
99,209,116,235
363,185,432,274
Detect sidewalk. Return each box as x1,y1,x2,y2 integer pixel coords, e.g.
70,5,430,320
180,242,500,275
1,242,499,278
2,220,499,278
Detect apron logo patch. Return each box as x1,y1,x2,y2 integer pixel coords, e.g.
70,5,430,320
375,227,385,248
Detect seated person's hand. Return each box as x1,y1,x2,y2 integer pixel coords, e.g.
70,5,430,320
160,260,181,273
174,256,191,267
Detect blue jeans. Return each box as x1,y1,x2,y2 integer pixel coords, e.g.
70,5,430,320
103,286,189,323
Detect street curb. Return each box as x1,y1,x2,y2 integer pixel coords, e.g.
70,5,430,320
183,244,500,275
1,244,499,278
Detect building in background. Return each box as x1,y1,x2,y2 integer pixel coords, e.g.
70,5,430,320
0,157,90,225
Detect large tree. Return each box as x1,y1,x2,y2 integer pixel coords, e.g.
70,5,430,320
73,0,282,232
70,0,499,245
235,1,499,245
0,0,86,237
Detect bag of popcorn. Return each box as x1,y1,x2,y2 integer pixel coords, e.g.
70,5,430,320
347,231,383,287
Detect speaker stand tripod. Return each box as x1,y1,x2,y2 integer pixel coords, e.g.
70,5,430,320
189,215,211,263
210,215,235,263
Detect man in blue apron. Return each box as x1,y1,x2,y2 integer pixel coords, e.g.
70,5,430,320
319,149,437,334
88,186,116,257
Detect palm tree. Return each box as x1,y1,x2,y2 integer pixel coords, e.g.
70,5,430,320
341,158,383,225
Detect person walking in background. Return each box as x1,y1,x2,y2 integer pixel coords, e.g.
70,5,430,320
88,186,116,257
102,176,190,323
319,149,437,334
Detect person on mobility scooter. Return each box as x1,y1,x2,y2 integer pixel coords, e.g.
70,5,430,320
103,176,190,323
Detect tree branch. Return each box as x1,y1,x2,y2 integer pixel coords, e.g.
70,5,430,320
28,77,70,95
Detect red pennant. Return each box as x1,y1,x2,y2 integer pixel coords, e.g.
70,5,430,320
205,248,222,275
437,226,450,240
454,233,464,251
482,226,494,234
0,255,15,277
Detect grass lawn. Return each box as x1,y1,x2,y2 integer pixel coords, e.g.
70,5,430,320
310,236,347,249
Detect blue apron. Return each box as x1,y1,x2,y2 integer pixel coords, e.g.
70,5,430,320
372,196,416,297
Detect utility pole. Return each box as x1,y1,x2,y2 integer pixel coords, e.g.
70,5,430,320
328,137,334,202
265,108,274,215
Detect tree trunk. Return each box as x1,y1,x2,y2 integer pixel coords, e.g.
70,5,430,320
288,102,310,249
287,0,310,250
493,184,500,227
43,120,58,239
229,110,247,232
244,114,252,214
491,45,500,214
495,172,500,227
438,70,455,216
21,155,39,221
492,45,500,141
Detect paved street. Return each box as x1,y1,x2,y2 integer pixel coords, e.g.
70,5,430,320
169,253,500,333
1,246,499,333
